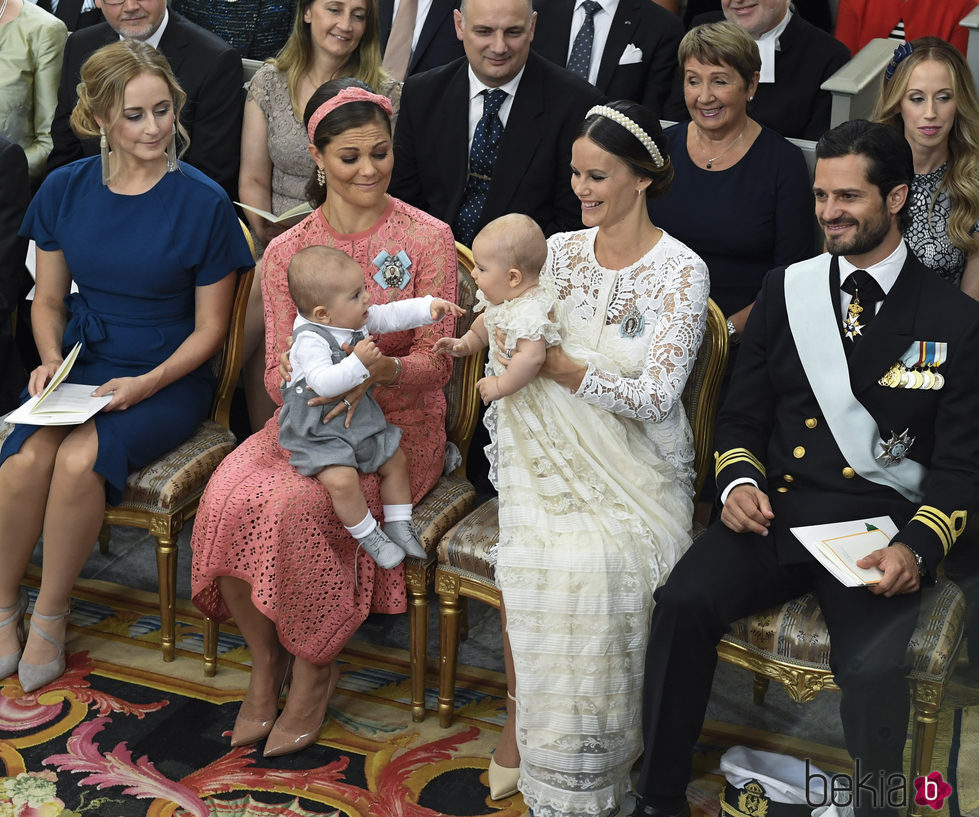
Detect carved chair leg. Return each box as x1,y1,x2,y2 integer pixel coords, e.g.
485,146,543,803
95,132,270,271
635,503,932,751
407,576,429,723
154,531,177,662
203,616,218,677
752,673,770,705
439,589,462,728
906,681,942,817
98,523,110,555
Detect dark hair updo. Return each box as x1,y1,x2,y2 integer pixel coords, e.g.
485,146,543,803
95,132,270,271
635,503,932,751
303,77,393,207
576,100,673,201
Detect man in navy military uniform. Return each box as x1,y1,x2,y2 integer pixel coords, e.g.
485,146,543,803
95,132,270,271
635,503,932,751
636,119,979,817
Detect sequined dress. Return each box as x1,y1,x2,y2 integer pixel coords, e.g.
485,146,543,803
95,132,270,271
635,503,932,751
190,198,456,664
492,227,707,817
905,163,979,287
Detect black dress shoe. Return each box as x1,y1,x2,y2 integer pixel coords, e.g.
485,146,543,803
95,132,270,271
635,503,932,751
634,800,691,817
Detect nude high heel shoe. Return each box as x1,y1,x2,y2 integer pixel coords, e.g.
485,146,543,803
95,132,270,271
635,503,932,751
230,655,294,747
488,691,520,799
488,758,521,800
0,588,29,680
263,661,341,757
18,606,71,693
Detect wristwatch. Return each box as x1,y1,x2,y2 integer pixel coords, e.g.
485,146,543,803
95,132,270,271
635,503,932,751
726,318,740,345
898,542,927,577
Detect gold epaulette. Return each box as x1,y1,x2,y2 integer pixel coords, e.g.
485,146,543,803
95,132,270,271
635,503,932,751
715,447,766,478
910,506,967,555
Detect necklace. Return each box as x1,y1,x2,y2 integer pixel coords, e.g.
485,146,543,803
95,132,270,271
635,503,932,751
697,123,747,169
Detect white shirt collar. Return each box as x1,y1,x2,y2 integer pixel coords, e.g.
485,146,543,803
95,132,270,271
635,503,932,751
838,239,907,296
756,8,791,84
118,7,169,49
466,64,525,103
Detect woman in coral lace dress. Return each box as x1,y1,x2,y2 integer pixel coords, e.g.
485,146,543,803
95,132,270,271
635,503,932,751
190,78,456,757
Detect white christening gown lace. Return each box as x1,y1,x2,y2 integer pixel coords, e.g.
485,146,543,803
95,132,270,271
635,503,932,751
491,227,709,817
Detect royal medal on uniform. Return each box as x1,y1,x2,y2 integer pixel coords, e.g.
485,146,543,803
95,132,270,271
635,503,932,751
372,250,412,289
877,428,915,466
619,304,645,338
878,362,905,388
843,298,864,339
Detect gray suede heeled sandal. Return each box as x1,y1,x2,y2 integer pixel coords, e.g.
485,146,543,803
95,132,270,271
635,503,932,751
18,606,71,693
0,588,29,680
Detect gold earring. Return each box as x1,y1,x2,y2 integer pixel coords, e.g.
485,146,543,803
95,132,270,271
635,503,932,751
316,167,326,187
100,126,110,186
166,124,178,172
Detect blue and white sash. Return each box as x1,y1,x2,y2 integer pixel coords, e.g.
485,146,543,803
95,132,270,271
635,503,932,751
783,255,925,503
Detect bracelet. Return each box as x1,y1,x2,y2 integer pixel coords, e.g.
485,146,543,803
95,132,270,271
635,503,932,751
391,356,403,387
726,318,741,346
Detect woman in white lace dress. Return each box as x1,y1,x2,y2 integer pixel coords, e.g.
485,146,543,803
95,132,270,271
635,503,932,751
489,100,709,817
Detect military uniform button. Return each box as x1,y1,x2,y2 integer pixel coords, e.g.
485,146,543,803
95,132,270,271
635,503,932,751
842,467,855,479
783,474,794,483
793,446,805,458
777,487,789,493
805,418,818,428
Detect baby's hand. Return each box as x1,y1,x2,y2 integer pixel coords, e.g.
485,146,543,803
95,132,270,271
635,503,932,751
434,336,465,357
431,298,466,321
476,376,500,404
352,335,382,366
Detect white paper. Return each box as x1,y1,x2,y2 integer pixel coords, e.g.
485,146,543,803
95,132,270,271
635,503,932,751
6,385,112,425
235,201,313,225
4,343,111,426
790,516,896,586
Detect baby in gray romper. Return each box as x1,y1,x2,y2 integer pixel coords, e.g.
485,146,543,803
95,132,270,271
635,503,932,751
280,246,463,569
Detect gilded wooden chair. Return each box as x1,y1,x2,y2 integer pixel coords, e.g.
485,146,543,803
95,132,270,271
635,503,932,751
434,298,729,727
0,224,256,663
202,244,486,726
716,575,966,815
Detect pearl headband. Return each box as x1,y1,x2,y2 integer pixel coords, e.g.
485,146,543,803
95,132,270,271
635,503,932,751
306,86,394,142
586,105,664,168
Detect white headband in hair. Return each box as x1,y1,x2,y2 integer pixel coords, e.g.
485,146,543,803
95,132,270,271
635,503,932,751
586,105,664,168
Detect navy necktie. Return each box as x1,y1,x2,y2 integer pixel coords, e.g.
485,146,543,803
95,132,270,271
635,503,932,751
453,89,507,247
566,0,602,80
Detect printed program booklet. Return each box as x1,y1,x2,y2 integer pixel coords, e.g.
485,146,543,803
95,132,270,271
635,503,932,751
4,343,111,426
790,516,898,586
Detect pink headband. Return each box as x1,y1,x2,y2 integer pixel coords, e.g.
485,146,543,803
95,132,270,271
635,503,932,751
306,87,394,142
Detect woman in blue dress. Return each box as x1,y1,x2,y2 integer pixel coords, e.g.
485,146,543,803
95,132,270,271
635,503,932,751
0,40,253,693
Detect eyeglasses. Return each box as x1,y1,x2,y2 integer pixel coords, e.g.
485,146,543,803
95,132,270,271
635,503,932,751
100,0,153,6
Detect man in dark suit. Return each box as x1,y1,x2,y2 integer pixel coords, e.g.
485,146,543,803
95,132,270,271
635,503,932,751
47,0,243,201
35,0,103,31
390,0,603,241
378,0,464,78
681,0,849,140
531,0,683,117
636,120,979,817
0,137,30,414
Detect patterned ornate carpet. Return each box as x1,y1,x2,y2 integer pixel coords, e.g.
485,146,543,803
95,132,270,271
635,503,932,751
0,572,975,817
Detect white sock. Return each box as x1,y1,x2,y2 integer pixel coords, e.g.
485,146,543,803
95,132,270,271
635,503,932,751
383,504,412,523
346,511,377,540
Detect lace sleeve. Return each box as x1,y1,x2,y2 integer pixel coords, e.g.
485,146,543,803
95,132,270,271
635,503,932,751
575,246,709,422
